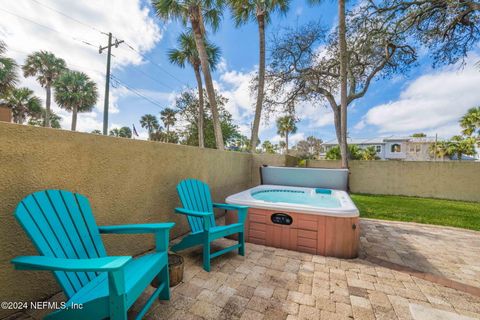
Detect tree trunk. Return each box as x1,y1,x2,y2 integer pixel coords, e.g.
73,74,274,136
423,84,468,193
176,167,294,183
194,65,205,148
332,106,342,145
166,125,170,143
286,133,289,155
338,0,349,169
191,19,224,150
17,109,24,124
250,13,266,153
71,106,77,131
45,84,51,127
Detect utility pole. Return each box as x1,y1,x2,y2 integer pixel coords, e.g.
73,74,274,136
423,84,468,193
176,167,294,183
99,32,124,135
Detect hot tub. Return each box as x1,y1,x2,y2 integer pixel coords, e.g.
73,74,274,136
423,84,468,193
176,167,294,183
225,185,360,258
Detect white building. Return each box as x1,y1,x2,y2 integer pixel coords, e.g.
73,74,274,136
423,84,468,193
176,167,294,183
320,136,453,161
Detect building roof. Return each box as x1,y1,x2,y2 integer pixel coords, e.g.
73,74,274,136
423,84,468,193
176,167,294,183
322,136,438,146
322,137,385,146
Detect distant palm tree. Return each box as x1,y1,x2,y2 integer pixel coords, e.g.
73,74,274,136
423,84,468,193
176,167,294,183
160,108,177,142
262,140,277,154
0,41,18,95
22,51,66,127
109,127,132,138
168,31,221,148
91,129,102,134
228,0,289,152
279,140,287,154
447,135,477,160
3,87,42,124
140,114,160,139
429,140,449,160
460,107,480,137
360,146,379,160
53,70,98,131
28,109,61,129
154,0,225,150
276,115,297,154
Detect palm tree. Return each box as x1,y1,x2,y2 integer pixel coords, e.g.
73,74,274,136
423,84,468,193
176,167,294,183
160,108,177,142
153,0,225,150
360,146,379,160
276,115,297,154
0,41,18,95
22,51,66,127
447,135,477,160
429,140,449,160
140,114,160,139
3,87,42,124
53,70,98,131
168,31,221,148
279,140,286,154
460,107,480,137
28,108,61,129
338,0,349,168
262,140,277,154
109,127,132,138
228,0,289,153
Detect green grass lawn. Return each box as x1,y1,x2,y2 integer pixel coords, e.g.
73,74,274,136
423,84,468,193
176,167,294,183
351,194,480,231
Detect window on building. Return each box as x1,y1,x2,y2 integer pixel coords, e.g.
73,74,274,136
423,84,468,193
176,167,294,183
375,145,382,153
391,143,401,153
409,144,421,153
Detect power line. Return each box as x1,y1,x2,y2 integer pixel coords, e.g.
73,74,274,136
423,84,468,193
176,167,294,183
3,6,189,92
8,48,104,75
0,7,98,50
111,75,167,109
123,41,187,87
129,65,177,91
117,45,180,90
30,0,108,35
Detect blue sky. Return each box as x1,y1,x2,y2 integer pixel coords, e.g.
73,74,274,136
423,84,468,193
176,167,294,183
2,0,480,144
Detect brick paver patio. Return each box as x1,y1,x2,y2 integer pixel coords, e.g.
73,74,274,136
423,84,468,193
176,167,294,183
360,219,480,289
7,219,480,320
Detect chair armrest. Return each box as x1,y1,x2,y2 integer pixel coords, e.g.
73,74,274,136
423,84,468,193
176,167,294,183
175,208,212,231
175,208,213,217
98,222,175,234
99,223,174,253
213,203,248,224
11,256,132,272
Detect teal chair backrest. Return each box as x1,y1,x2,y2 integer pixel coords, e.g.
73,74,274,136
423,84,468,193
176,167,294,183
176,179,216,233
14,190,106,299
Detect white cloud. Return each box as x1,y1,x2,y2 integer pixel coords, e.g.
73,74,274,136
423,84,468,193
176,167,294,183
219,69,256,121
357,56,480,138
217,57,228,73
1,0,162,131
296,101,334,128
270,132,305,145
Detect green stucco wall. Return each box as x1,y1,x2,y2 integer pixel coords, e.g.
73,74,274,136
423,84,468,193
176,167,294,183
307,160,480,201
0,122,257,317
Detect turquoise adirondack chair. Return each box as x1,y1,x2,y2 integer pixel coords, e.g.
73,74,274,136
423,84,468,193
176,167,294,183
171,179,248,271
11,190,174,320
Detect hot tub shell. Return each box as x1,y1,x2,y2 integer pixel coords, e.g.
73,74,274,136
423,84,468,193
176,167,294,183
225,185,360,259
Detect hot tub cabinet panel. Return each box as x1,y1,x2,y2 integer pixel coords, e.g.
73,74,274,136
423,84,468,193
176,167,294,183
241,208,359,258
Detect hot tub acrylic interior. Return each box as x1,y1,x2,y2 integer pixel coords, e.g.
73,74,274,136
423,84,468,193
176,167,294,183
226,185,360,258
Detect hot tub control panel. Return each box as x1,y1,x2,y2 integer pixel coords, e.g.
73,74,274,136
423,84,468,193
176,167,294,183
271,213,293,225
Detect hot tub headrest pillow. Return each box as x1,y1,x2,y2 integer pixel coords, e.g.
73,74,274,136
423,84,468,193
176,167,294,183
260,166,349,191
